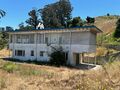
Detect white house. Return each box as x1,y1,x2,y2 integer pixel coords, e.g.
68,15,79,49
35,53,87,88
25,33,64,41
8,26,102,66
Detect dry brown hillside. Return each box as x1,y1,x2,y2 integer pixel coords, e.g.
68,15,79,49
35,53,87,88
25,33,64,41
95,16,120,34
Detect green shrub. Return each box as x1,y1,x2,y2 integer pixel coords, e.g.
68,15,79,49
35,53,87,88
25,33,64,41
50,47,67,66
2,62,19,73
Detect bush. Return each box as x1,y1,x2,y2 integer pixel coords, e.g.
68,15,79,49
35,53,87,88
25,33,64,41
2,62,19,73
50,47,67,66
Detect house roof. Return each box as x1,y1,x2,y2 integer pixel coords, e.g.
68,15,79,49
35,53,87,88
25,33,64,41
7,25,102,33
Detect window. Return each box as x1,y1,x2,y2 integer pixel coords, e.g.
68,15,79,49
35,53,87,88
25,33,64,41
31,50,34,56
45,37,48,44
38,34,44,44
16,34,34,44
40,51,44,56
59,37,62,44
15,50,25,56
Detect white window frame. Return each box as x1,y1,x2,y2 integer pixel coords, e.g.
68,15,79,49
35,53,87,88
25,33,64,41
15,50,25,56
40,51,44,56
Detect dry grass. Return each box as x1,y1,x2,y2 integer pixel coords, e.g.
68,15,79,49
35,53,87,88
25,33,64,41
0,59,83,90
0,58,120,90
0,49,11,58
95,16,117,34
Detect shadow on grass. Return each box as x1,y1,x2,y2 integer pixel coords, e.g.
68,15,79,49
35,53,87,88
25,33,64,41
1,58,97,70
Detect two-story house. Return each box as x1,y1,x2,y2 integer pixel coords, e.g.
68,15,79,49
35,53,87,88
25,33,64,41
8,26,102,66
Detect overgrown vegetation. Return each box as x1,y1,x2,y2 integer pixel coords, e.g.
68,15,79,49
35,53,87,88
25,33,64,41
2,62,19,73
50,47,67,66
97,32,120,46
0,60,58,78
0,59,120,90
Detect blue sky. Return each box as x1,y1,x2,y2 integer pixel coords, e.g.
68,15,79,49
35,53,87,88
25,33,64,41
0,0,120,29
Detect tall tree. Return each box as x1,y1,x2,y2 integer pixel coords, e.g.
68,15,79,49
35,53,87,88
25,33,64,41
0,9,5,18
39,0,73,28
26,9,41,29
113,18,120,38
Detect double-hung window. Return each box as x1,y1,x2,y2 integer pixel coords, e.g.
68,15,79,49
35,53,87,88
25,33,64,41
40,51,44,56
31,50,34,56
15,50,25,56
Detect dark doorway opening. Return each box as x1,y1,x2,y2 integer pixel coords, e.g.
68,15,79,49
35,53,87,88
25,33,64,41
76,53,80,65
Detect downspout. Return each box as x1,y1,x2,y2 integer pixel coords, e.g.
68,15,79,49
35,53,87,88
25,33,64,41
13,34,15,58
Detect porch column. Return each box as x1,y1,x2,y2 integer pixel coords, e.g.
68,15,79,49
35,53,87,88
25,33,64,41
34,33,37,60
12,34,16,57
44,33,46,44
80,53,84,64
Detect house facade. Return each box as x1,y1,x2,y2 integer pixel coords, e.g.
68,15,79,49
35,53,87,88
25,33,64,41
8,26,102,66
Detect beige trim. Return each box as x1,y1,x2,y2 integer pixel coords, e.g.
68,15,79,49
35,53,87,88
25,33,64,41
8,27,101,34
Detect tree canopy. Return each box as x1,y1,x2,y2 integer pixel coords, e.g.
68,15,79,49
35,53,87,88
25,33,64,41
0,31,8,50
86,16,95,24
39,0,73,28
67,17,83,27
26,9,41,29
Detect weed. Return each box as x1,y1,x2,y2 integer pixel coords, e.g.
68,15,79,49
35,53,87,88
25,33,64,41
2,62,19,73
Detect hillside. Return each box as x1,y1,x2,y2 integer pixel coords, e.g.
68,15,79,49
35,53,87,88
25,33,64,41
95,15,120,34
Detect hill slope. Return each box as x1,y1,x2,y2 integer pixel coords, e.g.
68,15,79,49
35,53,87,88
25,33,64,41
95,15,120,34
